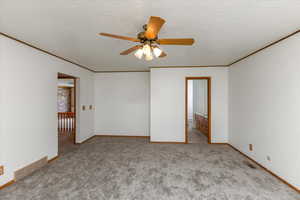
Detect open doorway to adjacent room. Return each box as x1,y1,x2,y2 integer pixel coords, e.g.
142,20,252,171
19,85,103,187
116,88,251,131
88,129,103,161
185,77,211,144
57,73,77,155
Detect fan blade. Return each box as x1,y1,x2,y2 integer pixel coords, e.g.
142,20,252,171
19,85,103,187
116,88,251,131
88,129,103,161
157,38,195,45
120,45,142,55
144,16,166,39
99,33,140,42
159,51,167,58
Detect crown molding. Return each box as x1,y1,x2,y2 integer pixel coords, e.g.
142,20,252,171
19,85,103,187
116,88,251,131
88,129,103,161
94,70,150,73
2,29,299,73
228,29,300,66
0,32,96,73
150,65,227,69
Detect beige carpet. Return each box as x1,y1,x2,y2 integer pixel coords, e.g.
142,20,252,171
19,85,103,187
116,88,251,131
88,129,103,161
188,127,208,144
0,137,298,200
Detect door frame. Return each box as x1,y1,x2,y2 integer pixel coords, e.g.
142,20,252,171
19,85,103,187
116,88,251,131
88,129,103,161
57,73,77,145
185,77,211,144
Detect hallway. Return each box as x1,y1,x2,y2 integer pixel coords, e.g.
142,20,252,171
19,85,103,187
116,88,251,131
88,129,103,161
58,131,78,155
188,127,208,144
57,75,77,155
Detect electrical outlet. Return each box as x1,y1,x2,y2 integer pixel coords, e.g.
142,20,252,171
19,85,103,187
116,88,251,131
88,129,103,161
89,105,93,110
82,105,86,111
249,144,253,151
267,156,271,161
0,165,4,175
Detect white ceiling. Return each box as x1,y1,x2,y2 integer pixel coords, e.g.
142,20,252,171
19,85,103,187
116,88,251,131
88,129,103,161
1,0,300,71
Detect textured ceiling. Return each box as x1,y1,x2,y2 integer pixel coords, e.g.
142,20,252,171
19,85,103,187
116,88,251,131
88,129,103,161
1,0,300,71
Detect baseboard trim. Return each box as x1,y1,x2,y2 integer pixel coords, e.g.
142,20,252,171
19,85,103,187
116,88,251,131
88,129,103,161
48,156,59,163
79,135,150,143
0,156,56,190
95,135,150,138
227,144,300,193
79,135,96,144
14,157,48,181
150,141,185,144
210,142,228,145
0,180,15,190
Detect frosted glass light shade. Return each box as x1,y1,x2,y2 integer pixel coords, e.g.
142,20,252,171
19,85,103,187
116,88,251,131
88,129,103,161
134,48,143,59
153,47,162,57
145,53,153,61
143,44,151,56
143,44,153,61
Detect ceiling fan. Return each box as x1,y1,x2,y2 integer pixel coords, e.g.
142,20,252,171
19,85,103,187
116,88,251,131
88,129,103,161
99,16,195,61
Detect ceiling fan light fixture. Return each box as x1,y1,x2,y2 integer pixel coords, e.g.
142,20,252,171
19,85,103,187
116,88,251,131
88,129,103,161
145,54,153,61
152,46,162,57
143,44,153,61
99,16,195,61
134,48,144,59
143,44,151,55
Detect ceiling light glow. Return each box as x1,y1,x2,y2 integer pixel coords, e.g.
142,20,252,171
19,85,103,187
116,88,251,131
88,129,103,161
152,47,162,57
135,44,161,61
134,48,144,59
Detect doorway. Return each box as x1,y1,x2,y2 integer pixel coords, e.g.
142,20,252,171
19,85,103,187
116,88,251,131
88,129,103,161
57,73,77,155
185,77,211,144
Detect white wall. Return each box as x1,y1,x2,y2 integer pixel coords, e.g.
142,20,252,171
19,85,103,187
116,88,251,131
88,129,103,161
2,31,299,190
0,36,4,179
187,80,193,121
229,34,300,189
151,68,228,143
94,72,150,136
193,80,208,118
0,35,94,186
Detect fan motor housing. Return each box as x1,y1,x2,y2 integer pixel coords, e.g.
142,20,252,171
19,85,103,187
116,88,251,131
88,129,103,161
137,25,157,43
137,32,146,40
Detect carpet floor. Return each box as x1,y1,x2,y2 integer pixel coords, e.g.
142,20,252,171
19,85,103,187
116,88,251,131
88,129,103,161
0,137,298,200
188,127,208,144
